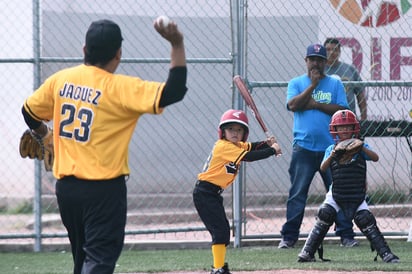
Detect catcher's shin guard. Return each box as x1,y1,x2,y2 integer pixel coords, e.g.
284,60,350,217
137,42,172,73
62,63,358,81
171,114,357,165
298,204,336,262
354,210,400,263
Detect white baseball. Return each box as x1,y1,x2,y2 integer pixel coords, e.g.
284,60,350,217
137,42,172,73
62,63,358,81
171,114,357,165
156,15,170,28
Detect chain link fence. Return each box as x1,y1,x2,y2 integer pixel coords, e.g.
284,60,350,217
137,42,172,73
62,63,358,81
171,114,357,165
1,0,411,251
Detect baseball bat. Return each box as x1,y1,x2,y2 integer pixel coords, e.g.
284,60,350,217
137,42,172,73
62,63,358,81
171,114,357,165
233,75,271,138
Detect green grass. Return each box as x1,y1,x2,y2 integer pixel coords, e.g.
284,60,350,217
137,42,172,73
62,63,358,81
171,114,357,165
0,239,411,273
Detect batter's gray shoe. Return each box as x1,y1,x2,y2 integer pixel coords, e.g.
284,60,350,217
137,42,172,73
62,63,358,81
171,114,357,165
210,263,231,274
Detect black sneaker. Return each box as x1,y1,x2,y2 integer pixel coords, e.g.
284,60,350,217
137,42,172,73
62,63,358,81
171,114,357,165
210,263,231,274
278,239,296,249
340,238,359,247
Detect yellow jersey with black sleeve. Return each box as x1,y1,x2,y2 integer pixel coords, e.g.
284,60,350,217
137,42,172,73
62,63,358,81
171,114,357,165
198,139,252,189
23,64,165,180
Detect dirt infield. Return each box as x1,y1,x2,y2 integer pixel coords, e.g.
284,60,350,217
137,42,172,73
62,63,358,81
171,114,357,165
130,271,406,274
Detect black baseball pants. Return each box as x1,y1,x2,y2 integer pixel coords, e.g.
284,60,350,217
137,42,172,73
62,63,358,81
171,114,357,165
56,175,127,274
193,180,230,245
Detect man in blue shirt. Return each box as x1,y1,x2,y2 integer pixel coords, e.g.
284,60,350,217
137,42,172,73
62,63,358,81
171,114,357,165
279,43,357,248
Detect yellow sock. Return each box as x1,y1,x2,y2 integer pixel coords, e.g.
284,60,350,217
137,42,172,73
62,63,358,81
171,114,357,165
212,244,226,269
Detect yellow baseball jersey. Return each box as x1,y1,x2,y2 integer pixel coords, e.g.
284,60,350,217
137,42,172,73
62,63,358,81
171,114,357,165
198,139,252,189
23,64,165,180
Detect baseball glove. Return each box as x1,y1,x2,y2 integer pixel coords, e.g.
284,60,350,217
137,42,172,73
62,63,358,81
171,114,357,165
334,138,363,164
19,129,54,171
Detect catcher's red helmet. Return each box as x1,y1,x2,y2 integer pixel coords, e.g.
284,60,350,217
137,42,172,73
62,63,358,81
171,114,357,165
218,109,249,141
329,109,360,141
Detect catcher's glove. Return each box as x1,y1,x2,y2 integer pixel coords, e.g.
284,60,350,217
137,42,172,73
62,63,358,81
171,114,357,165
333,138,363,164
19,128,54,171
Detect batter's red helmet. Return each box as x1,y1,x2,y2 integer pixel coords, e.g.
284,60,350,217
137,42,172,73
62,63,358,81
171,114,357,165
329,109,360,141
218,109,249,141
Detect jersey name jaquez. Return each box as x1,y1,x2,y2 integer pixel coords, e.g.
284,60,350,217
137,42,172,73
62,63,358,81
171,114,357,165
198,139,251,188
24,64,165,180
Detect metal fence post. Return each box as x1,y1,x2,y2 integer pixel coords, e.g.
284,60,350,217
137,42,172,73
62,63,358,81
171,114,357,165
32,0,42,252
231,0,248,248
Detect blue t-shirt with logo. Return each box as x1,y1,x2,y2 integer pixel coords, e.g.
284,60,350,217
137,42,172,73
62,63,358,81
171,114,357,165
286,74,348,152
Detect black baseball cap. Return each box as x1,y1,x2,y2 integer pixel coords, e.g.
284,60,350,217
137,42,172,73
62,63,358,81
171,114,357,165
306,43,327,59
85,19,123,54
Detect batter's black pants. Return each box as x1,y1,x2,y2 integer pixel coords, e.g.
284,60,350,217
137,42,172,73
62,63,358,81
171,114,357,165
193,180,230,245
56,175,127,274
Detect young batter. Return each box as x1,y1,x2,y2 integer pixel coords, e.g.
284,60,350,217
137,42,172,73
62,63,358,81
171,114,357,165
193,109,282,274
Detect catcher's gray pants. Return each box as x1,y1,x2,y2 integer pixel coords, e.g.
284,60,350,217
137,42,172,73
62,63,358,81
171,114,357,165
56,175,127,274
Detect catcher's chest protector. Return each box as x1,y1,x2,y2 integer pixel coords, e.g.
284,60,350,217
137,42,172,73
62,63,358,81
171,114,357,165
331,155,366,218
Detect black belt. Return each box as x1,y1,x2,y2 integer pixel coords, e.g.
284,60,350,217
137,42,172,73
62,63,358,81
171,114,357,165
195,180,224,194
60,175,125,183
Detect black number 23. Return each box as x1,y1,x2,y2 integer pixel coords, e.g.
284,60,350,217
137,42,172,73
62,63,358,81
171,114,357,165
59,103,94,142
